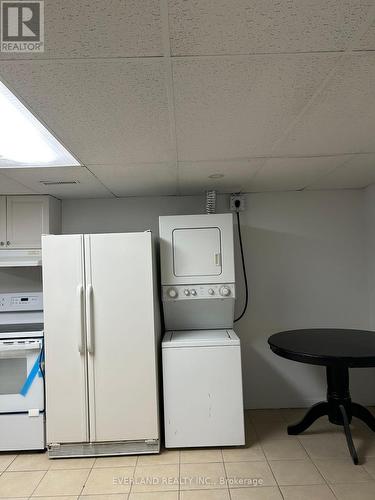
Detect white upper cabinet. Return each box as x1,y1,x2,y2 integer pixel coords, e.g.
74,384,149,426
0,196,61,249
173,227,222,277
0,197,6,248
7,196,49,249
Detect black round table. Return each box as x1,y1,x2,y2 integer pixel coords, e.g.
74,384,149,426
268,329,375,465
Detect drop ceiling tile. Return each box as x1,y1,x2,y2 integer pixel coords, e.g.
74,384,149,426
307,154,375,189
275,53,375,156
178,159,263,194
354,18,375,50
0,0,162,59
169,0,373,55
2,166,113,199
249,156,348,192
0,172,36,194
89,163,178,196
173,54,339,161
0,59,173,165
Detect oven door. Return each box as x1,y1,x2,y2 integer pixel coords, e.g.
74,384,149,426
0,339,44,413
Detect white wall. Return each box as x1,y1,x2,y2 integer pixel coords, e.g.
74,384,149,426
365,185,375,331
62,190,374,409
238,191,372,408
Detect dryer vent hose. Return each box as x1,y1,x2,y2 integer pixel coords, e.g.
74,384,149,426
206,190,217,214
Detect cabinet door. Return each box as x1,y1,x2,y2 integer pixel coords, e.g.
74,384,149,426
6,196,49,248
85,232,159,443
0,197,6,248
173,227,222,277
42,234,89,445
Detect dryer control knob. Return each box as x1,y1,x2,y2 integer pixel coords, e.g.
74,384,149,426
184,289,190,296
167,288,178,298
191,289,197,296
208,288,215,295
220,286,231,297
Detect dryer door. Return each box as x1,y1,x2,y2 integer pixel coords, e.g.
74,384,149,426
173,227,222,277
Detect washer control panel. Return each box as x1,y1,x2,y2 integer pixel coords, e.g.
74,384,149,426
163,284,235,301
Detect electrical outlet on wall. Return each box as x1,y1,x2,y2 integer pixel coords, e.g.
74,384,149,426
230,194,245,211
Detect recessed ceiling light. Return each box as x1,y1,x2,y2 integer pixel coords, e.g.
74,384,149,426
208,173,224,179
0,80,80,168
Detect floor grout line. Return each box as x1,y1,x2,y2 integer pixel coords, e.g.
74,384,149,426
3,452,19,473
28,466,48,498
177,449,181,500
221,448,232,499
263,443,283,494
326,481,342,500
78,455,96,498
247,414,290,495
127,454,138,499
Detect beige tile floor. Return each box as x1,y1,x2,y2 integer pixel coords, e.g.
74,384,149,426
1,408,375,499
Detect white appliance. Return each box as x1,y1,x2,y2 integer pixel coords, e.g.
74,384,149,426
42,232,160,458
162,330,244,447
159,214,245,448
0,292,45,451
159,214,235,330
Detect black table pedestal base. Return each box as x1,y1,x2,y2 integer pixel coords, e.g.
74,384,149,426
287,366,375,465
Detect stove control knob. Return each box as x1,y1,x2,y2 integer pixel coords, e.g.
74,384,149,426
167,287,178,299
184,289,190,296
208,288,215,295
219,286,231,297
191,289,197,296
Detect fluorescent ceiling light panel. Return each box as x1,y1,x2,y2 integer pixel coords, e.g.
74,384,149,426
0,80,80,168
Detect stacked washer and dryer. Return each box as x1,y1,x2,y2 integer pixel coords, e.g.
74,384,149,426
159,213,245,448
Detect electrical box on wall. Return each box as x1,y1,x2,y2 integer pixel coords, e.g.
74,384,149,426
230,194,245,212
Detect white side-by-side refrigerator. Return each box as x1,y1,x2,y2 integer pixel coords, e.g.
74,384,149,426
42,232,160,458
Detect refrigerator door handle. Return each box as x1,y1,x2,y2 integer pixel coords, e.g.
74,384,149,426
77,284,85,354
87,284,94,354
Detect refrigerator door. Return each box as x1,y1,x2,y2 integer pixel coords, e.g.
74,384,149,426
84,232,159,443
42,234,89,444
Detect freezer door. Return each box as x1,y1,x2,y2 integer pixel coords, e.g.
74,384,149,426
42,234,89,444
84,232,159,443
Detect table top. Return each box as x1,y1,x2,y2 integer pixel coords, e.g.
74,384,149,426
268,329,375,367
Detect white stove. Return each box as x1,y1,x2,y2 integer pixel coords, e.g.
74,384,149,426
0,292,45,451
